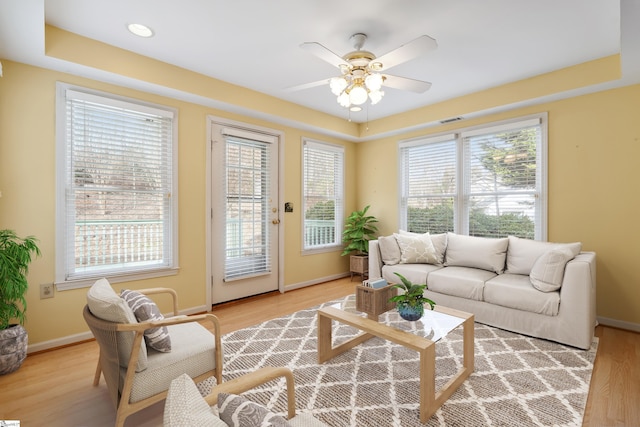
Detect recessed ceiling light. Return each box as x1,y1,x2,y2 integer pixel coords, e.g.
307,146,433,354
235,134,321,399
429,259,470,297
127,23,154,38
349,106,362,112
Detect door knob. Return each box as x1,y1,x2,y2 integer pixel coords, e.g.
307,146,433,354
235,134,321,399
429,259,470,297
272,219,280,225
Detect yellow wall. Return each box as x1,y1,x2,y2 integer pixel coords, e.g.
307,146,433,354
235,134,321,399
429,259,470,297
357,84,640,325
0,60,354,346
1,25,639,348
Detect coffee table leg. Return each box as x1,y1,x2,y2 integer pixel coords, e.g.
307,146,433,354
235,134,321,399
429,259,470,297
419,343,436,422
317,312,332,363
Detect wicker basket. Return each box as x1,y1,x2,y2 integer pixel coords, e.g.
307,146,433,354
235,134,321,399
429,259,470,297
355,284,398,316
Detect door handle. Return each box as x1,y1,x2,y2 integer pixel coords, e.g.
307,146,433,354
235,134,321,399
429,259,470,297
272,219,280,225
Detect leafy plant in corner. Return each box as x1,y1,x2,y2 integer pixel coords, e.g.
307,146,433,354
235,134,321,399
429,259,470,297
389,272,435,321
341,205,379,256
0,230,41,330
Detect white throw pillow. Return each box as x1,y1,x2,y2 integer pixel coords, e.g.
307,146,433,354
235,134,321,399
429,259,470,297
121,289,172,353
377,235,401,265
399,230,446,265
86,278,147,372
218,393,292,426
507,235,582,275
394,232,438,264
530,246,581,292
164,373,226,427
444,233,508,274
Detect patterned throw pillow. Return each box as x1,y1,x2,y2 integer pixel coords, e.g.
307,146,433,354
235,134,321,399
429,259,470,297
394,232,438,264
121,289,172,352
218,393,292,427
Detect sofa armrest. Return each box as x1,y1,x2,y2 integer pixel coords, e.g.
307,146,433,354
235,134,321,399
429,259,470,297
368,240,383,279
558,251,597,348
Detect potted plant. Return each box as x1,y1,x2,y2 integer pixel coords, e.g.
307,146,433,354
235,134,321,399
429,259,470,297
388,272,436,321
341,205,378,279
0,230,41,375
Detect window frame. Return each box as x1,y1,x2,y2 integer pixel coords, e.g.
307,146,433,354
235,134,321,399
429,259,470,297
301,138,345,254
55,83,179,290
398,113,548,240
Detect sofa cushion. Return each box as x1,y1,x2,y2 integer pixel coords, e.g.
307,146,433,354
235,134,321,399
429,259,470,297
87,278,147,372
445,233,508,274
530,245,581,292
399,230,447,265
377,235,401,265
381,263,441,286
219,393,292,426
394,232,438,264
121,289,172,353
506,236,582,275
125,321,217,403
484,273,560,316
164,373,226,427
427,266,496,301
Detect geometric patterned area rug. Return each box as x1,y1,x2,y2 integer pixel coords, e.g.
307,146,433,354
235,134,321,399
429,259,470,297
220,296,598,426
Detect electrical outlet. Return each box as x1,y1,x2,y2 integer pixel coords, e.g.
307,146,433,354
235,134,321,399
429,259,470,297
40,283,54,299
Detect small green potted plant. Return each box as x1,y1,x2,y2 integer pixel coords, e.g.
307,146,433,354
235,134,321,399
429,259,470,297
0,230,41,375
388,272,436,321
341,205,378,279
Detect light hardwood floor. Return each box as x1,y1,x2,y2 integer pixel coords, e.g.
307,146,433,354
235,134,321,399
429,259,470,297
0,277,637,426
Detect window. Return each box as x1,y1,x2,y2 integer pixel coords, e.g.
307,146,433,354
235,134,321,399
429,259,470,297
302,139,344,252
56,83,178,289
399,114,547,240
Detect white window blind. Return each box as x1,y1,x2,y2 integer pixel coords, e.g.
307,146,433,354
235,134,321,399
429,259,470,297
56,84,177,288
399,115,546,239
303,139,344,250
223,134,271,280
400,135,458,234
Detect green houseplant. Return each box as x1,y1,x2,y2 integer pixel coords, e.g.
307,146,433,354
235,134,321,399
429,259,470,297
389,272,436,321
341,205,378,256
0,230,41,374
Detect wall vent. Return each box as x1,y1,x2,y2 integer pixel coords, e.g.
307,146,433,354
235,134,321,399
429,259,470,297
440,116,463,124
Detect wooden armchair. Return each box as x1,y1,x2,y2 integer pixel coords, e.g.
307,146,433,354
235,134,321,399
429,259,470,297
83,278,223,427
164,367,327,426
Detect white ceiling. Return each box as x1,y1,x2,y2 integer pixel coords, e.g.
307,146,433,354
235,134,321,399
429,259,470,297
0,0,637,130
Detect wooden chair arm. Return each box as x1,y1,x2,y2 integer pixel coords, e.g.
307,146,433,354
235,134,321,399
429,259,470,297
205,366,296,420
117,313,221,333
137,287,179,316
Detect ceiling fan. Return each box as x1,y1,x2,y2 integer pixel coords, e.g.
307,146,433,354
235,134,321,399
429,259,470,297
289,33,437,110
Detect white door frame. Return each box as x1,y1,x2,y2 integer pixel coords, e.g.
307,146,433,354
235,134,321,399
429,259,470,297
205,115,285,308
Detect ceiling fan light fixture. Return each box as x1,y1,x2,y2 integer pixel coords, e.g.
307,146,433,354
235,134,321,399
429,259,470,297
330,77,348,96
369,90,384,105
337,92,351,107
365,73,383,92
349,85,368,105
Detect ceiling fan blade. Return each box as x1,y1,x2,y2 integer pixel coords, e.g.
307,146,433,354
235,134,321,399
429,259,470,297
300,42,349,69
284,78,329,92
374,35,437,71
383,74,432,93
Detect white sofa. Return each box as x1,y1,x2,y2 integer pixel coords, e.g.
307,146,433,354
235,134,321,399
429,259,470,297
368,232,596,349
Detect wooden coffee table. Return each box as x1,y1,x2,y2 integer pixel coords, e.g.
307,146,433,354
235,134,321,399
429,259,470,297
317,298,474,422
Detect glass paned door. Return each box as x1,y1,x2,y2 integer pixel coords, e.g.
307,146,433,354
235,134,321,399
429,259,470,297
210,122,280,304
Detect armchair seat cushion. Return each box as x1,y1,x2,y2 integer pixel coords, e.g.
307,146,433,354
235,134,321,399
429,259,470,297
124,321,217,403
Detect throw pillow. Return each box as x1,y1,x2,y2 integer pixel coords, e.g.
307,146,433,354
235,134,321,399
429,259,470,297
444,233,509,274
377,235,401,265
530,246,581,292
399,230,446,265
86,278,147,372
164,373,226,427
507,235,582,275
121,289,172,353
218,393,292,427
394,232,438,264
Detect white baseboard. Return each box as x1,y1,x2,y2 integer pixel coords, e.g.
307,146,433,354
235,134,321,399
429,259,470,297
27,305,210,354
597,316,640,333
283,272,351,292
